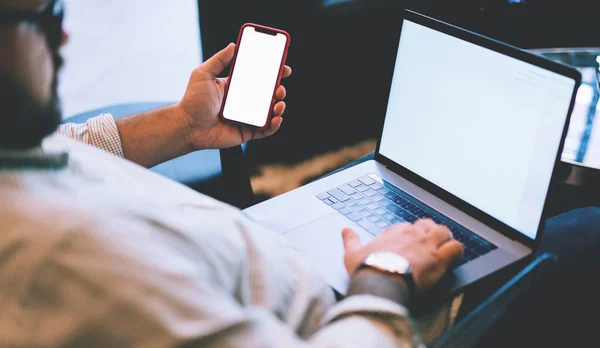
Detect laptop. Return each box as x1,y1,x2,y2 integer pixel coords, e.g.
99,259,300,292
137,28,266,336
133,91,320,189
244,10,581,298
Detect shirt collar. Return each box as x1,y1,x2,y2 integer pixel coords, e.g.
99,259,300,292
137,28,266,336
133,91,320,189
0,146,68,170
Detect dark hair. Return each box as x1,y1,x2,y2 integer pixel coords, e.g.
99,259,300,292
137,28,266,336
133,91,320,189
0,70,61,150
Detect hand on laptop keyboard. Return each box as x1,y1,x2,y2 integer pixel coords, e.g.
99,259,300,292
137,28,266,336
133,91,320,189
318,174,497,266
342,219,464,294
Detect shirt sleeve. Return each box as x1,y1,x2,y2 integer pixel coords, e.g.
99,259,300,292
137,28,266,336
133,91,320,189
55,114,124,158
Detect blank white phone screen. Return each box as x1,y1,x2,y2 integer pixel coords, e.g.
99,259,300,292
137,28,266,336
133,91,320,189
223,27,287,127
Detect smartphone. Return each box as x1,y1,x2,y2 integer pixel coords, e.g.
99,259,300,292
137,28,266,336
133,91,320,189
220,23,291,129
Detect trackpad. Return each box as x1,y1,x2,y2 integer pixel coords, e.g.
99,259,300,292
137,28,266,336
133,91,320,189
284,213,374,295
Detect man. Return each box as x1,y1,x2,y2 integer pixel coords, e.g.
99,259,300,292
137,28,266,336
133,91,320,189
1,1,598,347
0,1,464,347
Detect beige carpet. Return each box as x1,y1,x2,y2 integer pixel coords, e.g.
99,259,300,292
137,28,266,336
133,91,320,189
251,139,377,198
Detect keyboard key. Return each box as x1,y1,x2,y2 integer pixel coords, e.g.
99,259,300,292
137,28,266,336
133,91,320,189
394,210,412,219
374,207,387,215
378,199,393,207
355,185,369,192
464,249,478,262
455,234,471,245
359,210,374,217
324,199,334,205
453,229,466,241
417,211,433,219
409,207,424,215
367,215,382,223
363,189,377,197
382,212,396,221
411,207,425,216
352,205,366,212
376,220,390,228
350,192,363,200
358,197,371,205
366,203,379,210
401,202,415,209
390,217,406,224
339,207,353,215
377,187,391,195
384,192,399,200
327,189,350,202
348,180,362,187
357,219,381,235
461,240,476,249
338,184,357,195
331,203,345,210
347,212,363,222
328,197,338,203
317,193,330,200
404,215,418,223
370,194,385,202
359,176,376,185
344,200,358,207
393,197,406,205
387,204,402,213
371,183,383,190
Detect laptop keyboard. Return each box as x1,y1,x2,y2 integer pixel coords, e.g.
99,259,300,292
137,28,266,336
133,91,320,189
317,174,497,266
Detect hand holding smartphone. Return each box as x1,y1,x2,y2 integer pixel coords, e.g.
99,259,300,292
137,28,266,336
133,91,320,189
220,23,291,129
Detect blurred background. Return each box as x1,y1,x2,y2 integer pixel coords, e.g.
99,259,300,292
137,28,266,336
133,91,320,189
59,0,600,212
59,0,202,118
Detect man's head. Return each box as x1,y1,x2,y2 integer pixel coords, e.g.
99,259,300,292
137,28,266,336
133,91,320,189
0,0,69,150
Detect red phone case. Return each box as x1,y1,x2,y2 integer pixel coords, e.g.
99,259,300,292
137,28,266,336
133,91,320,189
219,23,291,130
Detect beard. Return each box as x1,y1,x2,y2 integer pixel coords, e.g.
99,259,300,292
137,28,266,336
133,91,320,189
0,53,64,150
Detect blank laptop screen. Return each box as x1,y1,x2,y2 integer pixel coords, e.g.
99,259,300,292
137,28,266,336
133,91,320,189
379,20,576,239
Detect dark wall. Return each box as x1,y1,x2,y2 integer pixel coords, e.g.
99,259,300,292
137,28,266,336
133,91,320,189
198,0,600,165
198,1,328,163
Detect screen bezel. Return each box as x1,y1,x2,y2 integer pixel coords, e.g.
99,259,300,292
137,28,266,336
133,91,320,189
220,23,290,129
374,10,581,249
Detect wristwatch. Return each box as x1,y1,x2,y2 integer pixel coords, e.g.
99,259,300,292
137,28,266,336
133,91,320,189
358,251,416,294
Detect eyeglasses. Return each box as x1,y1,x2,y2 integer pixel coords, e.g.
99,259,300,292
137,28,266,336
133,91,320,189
0,0,65,50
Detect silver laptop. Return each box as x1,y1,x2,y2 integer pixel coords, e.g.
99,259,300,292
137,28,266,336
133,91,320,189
244,10,580,298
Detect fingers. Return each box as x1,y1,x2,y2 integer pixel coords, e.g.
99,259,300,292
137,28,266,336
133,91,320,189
413,219,437,233
437,240,464,266
428,225,453,246
413,219,453,245
282,65,292,78
275,85,287,100
268,116,283,134
342,228,363,253
216,77,228,86
200,43,236,77
253,116,283,140
273,101,286,116
381,221,411,235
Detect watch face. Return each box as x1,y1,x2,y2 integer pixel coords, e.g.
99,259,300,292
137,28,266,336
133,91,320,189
365,251,411,275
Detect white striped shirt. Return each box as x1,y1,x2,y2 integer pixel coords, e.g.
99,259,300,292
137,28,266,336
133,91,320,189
0,115,458,347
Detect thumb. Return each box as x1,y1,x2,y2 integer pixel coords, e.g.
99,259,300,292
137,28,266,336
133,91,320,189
201,43,236,77
342,228,362,253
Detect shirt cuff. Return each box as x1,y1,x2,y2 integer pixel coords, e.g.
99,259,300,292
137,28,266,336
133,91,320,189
321,294,420,343
321,294,410,325
56,114,124,158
